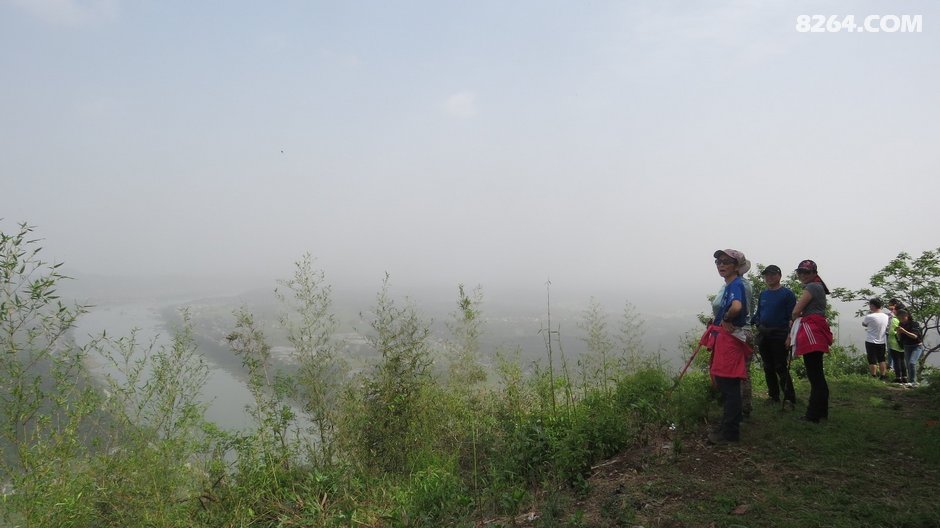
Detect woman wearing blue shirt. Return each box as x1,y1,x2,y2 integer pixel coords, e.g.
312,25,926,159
706,249,753,444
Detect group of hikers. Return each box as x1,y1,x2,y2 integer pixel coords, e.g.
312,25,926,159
701,248,927,445
862,297,925,387
702,249,834,445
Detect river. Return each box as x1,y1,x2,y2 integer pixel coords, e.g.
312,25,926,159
75,300,274,431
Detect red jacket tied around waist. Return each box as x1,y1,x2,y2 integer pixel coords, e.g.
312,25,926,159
793,313,833,356
700,324,753,379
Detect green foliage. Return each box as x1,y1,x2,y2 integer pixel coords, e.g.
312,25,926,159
92,316,221,526
100,311,210,444
578,297,614,396
275,253,345,467
667,370,714,428
617,301,646,371
227,309,299,473
0,223,97,524
350,273,433,472
393,456,473,527
614,369,671,444
789,343,868,379
446,283,486,390
84,439,210,527
483,368,666,495
832,248,940,369
90,312,218,526
0,223,91,452
826,344,868,378
555,389,634,480
1,223,222,526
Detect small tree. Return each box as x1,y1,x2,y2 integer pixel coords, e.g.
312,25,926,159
93,311,216,526
617,300,645,371
0,223,91,447
275,253,343,466
832,248,940,371
0,222,97,523
358,273,433,471
578,297,613,394
227,309,297,472
97,310,210,444
446,284,486,390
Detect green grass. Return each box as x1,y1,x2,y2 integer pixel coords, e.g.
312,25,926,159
559,373,940,528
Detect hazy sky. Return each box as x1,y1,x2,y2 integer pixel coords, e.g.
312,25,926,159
2,0,938,312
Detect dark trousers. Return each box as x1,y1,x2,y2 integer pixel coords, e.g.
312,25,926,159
890,349,906,380
802,351,829,421
759,337,796,403
715,376,742,441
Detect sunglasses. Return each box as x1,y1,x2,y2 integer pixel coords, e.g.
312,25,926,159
715,258,737,266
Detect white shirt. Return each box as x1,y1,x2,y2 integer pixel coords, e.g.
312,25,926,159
863,312,890,344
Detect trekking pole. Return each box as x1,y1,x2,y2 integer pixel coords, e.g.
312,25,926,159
670,343,704,393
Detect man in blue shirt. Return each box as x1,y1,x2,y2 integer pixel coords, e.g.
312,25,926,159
752,265,797,409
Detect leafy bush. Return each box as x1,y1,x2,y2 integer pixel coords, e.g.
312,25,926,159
826,343,869,377
275,253,345,467
342,274,433,473
614,368,671,443
790,343,867,379
552,392,633,482
1,223,223,527
394,457,473,527
667,370,714,429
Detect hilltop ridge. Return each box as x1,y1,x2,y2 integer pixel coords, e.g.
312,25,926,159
480,376,940,528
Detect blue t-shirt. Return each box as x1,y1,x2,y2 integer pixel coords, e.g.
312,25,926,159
715,277,748,327
753,287,797,329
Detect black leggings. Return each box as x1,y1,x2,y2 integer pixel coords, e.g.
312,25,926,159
802,351,829,421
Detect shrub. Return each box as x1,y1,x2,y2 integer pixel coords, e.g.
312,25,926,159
614,368,671,443
344,274,433,473
791,343,867,379
667,370,714,429
394,456,473,527
275,253,345,467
